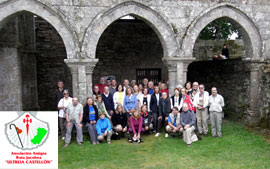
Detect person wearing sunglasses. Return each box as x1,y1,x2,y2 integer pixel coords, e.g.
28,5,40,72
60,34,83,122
57,90,72,141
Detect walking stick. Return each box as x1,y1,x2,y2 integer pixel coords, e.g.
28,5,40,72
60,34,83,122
9,124,23,148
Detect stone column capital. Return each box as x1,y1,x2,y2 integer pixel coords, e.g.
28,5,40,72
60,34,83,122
163,57,195,71
64,58,99,74
64,58,99,103
243,59,264,70
64,58,99,66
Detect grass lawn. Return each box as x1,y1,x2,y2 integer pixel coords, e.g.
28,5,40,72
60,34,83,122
59,121,270,169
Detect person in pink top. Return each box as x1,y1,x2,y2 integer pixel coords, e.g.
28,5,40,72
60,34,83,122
128,109,144,143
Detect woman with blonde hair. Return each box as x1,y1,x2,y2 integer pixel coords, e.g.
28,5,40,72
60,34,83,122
111,104,128,137
128,109,144,143
123,87,137,116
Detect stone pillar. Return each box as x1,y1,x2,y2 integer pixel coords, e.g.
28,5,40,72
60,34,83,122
85,63,97,97
163,57,194,96
244,60,263,127
64,58,98,104
69,66,79,98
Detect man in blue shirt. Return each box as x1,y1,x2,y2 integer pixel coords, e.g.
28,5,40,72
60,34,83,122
166,107,183,138
148,81,154,94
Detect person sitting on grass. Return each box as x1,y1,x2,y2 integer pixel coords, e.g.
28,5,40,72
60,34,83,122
166,107,183,138
141,104,151,134
83,97,99,145
96,112,112,144
128,109,144,143
112,104,128,137
180,103,198,147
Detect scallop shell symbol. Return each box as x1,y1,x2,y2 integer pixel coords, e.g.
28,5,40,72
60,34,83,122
5,112,50,150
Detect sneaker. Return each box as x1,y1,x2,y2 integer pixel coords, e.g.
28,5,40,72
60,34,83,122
165,133,169,138
155,133,160,137
137,139,142,143
107,141,111,144
61,137,65,141
204,133,208,137
128,137,133,143
77,142,82,146
211,135,217,138
153,130,156,133
132,138,138,143
64,143,69,148
218,135,222,138
187,144,192,147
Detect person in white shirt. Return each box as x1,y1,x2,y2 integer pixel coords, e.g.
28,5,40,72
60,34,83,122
191,82,200,101
57,90,72,140
209,87,225,138
139,88,151,112
170,88,181,110
113,84,125,109
193,84,209,137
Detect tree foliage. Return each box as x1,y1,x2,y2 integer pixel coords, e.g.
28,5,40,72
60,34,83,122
199,18,241,40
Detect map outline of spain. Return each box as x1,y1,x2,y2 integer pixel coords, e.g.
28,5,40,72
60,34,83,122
31,128,48,145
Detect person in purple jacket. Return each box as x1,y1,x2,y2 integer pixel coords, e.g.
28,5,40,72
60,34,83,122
128,109,144,143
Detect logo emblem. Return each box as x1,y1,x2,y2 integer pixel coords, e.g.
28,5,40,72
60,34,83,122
5,112,50,150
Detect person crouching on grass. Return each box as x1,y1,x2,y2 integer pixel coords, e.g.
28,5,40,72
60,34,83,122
166,107,183,138
128,109,144,143
96,112,112,144
180,103,198,147
111,104,128,138
141,104,151,134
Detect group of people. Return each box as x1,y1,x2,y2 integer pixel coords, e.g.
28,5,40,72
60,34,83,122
56,77,225,147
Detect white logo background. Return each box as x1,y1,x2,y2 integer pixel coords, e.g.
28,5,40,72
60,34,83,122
0,111,58,169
